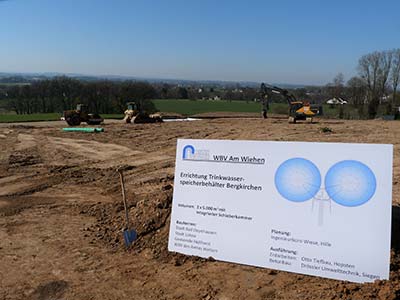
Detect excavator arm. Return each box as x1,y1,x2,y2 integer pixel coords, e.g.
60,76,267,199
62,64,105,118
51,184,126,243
259,83,318,123
260,83,297,104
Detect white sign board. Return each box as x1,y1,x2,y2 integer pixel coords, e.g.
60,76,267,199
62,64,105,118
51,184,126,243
168,139,393,283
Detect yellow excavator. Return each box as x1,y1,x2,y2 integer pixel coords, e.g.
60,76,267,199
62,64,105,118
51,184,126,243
123,102,163,124
260,83,322,123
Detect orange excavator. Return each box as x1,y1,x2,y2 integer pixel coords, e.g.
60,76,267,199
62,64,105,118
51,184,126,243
260,83,322,123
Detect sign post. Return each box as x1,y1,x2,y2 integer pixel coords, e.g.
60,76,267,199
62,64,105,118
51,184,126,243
168,139,393,283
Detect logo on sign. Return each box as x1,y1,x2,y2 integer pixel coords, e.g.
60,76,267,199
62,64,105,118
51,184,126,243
182,145,210,161
274,158,376,207
274,158,377,226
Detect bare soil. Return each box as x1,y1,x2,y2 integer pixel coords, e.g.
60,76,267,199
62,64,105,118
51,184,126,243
0,116,399,300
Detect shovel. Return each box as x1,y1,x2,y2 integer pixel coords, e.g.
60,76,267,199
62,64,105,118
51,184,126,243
117,166,137,248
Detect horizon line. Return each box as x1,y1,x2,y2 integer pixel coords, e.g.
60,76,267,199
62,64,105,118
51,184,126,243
0,71,322,87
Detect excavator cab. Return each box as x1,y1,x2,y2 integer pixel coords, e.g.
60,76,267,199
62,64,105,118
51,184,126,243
127,102,138,111
76,104,90,114
290,101,306,112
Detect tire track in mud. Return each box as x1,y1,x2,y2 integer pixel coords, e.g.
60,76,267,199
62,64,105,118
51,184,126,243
1,132,175,224
16,133,170,168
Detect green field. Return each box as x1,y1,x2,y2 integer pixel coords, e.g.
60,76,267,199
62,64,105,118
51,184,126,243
0,113,61,123
102,114,124,119
152,99,263,115
0,100,270,122
152,99,346,117
153,99,391,119
0,99,390,122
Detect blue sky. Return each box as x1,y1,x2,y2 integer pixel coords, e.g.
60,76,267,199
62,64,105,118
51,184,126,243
1,0,399,85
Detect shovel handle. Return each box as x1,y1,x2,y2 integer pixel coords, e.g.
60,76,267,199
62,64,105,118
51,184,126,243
118,169,130,230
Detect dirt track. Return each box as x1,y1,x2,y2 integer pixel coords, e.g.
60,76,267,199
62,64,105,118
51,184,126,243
0,116,400,300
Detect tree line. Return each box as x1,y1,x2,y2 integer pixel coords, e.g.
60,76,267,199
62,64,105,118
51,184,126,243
268,49,400,119
0,49,399,118
324,49,400,118
0,78,157,115
0,77,261,115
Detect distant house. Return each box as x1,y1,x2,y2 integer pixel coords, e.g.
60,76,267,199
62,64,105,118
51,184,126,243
326,97,348,105
380,95,390,103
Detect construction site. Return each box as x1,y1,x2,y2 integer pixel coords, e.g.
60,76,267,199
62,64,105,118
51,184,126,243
1,114,400,300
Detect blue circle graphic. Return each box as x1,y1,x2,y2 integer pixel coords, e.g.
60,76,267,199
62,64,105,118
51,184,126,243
275,158,321,202
325,160,376,207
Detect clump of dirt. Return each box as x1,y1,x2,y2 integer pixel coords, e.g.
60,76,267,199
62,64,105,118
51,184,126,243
320,126,333,133
28,280,68,300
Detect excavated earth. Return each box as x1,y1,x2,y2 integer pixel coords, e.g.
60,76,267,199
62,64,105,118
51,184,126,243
0,116,399,300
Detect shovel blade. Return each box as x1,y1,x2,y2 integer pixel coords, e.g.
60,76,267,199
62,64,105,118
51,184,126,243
123,229,137,247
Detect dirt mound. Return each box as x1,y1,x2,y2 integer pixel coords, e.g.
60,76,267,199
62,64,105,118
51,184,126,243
75,185,400,298
78,184,173,257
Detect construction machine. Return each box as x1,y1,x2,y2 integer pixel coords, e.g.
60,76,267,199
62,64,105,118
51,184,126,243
63,104,103,126
123,102,163,124
260,83,322,123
